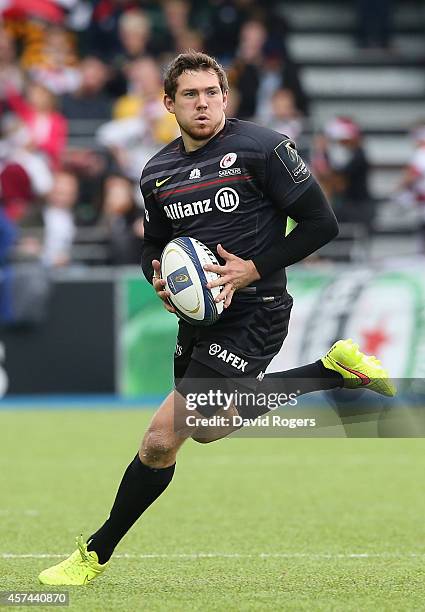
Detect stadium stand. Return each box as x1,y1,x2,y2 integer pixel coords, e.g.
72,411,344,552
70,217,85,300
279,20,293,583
1,1,424,266
279,1,425,258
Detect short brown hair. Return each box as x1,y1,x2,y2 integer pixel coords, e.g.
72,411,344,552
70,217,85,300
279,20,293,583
163,51,229,100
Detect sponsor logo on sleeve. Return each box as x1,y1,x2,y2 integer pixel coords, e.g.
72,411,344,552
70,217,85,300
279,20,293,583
274,139,311,183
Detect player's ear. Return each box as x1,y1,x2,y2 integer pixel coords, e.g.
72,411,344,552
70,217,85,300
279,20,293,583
222,89,228,110
163,94,175,114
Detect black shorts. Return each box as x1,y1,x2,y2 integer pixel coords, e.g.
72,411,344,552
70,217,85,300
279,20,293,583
174,291,293,387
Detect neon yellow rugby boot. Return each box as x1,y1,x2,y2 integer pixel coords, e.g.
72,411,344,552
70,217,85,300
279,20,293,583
38,536,108,586
322,338,396,397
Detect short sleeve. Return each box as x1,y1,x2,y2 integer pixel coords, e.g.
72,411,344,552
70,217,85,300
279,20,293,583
263,137,316,211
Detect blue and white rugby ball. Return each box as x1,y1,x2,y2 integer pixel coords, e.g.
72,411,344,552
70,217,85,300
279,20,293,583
160,237,224,326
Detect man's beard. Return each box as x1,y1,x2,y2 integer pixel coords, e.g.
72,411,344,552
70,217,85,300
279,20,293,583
181,118,222,141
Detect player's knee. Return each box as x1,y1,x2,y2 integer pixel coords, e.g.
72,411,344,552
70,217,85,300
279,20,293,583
140,428,177,465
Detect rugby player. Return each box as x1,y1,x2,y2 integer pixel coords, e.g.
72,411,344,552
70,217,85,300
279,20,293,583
39,52,395,585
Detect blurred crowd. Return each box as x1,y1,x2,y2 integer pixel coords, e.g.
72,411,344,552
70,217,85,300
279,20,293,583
0,0,420,273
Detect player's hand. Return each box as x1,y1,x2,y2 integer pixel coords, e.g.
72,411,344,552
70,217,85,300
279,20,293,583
152,259,176,314
204,244,260,309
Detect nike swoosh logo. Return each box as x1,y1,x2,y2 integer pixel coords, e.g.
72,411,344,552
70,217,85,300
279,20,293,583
155,176,172,187
335,361,371,386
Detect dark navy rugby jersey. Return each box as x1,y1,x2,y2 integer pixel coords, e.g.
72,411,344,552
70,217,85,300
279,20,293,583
140,118,316,295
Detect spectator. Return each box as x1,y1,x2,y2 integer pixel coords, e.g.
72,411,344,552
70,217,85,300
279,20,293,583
42,169,78,267
29,26,81,96
258,54,309,120
6,80,68,169
394,123,425,250
61,56,112,121
1,2,64,71
229,18,264,118
113,57,152,119
0,160,33,222
117,9,154,61
309,132,334,199
106,9,159,97
0,113,53,218
173,28,204,54
0,26,24,94
258,88,305,142
100,174,143,265
1,0,66,25
312,117,373,228
203,0,250,62
260,2,290,60
97,57,178,180
231,19,308,119
158,0,193,57
84,0,140,62
113,57,172,124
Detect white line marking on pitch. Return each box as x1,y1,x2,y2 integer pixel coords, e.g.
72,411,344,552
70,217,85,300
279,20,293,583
2,552,425,560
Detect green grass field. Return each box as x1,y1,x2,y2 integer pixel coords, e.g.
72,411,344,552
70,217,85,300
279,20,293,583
1,408,425,611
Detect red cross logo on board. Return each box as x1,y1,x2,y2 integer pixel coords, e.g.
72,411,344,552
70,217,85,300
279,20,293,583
361,327,390,355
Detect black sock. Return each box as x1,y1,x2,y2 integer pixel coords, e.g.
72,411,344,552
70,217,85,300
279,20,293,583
264,360,343,395
87,455,175,564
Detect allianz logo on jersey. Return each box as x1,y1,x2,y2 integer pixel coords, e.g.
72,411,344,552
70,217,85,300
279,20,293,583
215,187,239,212
163,188,240,219
164,199,212,220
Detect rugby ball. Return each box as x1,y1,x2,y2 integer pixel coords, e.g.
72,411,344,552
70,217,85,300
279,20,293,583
160,237,224,326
